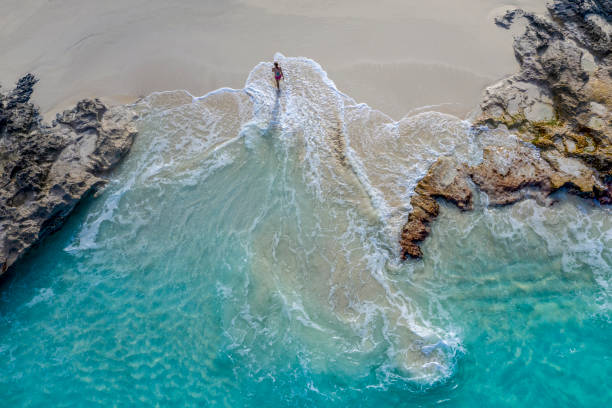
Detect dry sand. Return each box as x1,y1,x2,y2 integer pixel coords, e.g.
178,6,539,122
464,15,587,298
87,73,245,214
0,0,547,120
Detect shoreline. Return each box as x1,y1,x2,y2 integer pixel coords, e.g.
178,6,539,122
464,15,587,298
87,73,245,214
0,0,548,121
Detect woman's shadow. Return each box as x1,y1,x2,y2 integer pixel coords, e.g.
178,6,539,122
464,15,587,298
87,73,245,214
264,89,282,137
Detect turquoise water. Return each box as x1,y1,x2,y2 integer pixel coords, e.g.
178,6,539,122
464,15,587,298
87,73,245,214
1,56,611,406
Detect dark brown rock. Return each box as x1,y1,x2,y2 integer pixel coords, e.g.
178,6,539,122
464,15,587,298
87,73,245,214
400,137,605,259
400,157,472,259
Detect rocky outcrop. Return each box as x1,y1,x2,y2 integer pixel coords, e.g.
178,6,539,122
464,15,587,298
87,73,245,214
400,157,472,258
400,134,604,259
481,0,612,172
401,0,611,259
1,74,137,276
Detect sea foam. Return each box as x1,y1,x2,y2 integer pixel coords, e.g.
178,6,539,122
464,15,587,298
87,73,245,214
62,55,611,390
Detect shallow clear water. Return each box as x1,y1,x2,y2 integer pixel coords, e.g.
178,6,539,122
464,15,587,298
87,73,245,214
1,56,611,406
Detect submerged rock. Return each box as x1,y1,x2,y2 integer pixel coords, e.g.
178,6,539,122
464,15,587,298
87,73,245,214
0,74,137,276
401,0,611,259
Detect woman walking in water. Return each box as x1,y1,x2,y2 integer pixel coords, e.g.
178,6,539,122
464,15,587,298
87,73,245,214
272,62,283,90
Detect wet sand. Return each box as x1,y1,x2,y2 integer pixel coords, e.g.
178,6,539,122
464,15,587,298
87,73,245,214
0,0,546,120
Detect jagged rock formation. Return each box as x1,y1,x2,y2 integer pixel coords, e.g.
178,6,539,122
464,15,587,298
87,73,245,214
400,157,472,258
401,0,611,259
0,74,137,276
482,0,612,171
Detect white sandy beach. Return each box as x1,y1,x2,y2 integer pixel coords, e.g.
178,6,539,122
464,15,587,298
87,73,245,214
0,0,547,120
